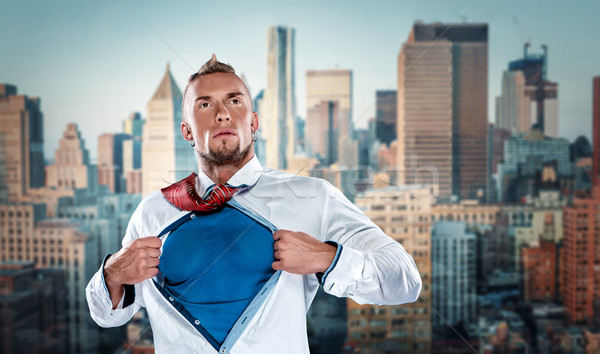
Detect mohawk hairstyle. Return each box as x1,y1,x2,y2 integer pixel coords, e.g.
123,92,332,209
182,54,237,121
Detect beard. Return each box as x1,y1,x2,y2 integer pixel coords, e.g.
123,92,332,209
199,141,252,167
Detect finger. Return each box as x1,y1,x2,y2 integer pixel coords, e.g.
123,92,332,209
138,236,162,248
143,267,159,280
145,257,160,267
273,231,281,241
272,261,281,271
274,250,280,260
145,248,161,258
273,240,278,250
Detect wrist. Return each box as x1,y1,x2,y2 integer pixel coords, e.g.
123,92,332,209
317,242,337,273
103,257,123,290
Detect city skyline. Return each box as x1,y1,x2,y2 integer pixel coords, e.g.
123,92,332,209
2,0,598,160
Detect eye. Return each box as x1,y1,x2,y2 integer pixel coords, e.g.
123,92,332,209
229,98,241,105
199,102,211,109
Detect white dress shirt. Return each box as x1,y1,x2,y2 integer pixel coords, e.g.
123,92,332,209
86,156,422,353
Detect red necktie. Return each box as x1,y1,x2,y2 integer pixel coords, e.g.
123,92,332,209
161,173,238,212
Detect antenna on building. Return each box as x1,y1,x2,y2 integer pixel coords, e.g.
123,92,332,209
541,45,548,81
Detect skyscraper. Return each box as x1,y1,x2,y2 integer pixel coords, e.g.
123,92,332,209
122,112,144,194
142,64,196,196
46,123,94,190
350,186,434,353
397,22,488,199
561,76,600,325
375,90,397,146
431,222,476,328
306,100,340,164
98,133,130,193
263,26,296,169
496,45,559,137
496,128,571,202
123,111,144,137
0,84,44,202
305,69,353,165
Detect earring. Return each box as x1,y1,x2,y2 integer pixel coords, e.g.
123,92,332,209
251,129,258,142
190,140,195,147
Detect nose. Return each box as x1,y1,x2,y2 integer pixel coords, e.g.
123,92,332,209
215,103,230,122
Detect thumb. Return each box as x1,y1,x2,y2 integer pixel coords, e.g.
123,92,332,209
272,261,282,271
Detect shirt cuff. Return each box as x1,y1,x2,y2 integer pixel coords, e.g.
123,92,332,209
100,254,135,309
316,241,343,285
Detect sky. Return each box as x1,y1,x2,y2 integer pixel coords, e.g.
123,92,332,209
1,0,599,161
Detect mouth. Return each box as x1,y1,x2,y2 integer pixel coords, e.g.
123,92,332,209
213,129,236,139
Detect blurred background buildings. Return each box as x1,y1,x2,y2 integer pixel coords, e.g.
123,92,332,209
1,6,599,353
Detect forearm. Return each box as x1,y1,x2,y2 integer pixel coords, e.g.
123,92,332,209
104,271,125,310
322,235,422,305
86,264,139,327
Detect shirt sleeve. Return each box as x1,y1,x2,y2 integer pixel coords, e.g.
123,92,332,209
85,199,146,327
318,182,422,306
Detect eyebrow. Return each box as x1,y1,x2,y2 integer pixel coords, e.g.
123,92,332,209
195,96,211,102
194,92,244,102
226,92,244,99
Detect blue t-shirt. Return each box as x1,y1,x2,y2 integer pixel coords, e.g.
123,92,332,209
159,206,275,344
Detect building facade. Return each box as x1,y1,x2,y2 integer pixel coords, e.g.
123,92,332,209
0,84,44,202
305,69,353,164
375,90,397,147
46,123,94,190
350,186,435,353
496,45,558,137
262,26,296,170
397,22,488,199
431,222,477,328
521,239,557,302
142,64,196,196
561,76,600,325
0,261,67,354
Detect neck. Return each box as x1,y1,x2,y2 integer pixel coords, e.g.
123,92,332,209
200,152,255,184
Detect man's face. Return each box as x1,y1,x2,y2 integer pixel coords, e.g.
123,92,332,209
182,72,258,167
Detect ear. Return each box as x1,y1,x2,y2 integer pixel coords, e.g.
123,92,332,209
181,122,192,141
251,112,259,132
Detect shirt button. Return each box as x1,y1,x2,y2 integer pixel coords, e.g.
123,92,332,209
221,348,226,353
194,320,200,325
169,296,174,301
190,214,196,219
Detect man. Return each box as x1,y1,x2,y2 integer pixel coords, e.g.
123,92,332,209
86,55,422,353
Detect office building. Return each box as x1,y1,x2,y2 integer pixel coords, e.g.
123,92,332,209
142,64,196,195
46,123,95,190
98,133,130,193
431,222,476,327
0,261,67,354
496,127,571,202
397,22,488,199
350,186,435,353
305,69,353,164
496,44,558,137
521,239,557,302
0,84,44,202
561,76,600,325
262,26,296,169
375,90,396,146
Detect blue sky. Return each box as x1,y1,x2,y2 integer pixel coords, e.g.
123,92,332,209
2,0,598,159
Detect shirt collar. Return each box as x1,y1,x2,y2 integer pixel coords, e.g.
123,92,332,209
196,155,263,197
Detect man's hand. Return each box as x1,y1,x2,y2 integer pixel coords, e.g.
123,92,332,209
103,236,162,309
272,230,336,275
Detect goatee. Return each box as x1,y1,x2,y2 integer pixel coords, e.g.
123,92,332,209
199,143,252,167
